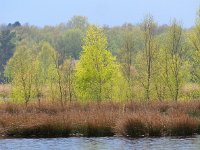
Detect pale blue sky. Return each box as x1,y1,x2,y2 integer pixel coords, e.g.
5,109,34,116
0,0,199,27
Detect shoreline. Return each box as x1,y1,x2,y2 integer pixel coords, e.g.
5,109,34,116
0,134,199,139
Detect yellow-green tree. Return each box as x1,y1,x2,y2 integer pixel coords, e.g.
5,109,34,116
163,21,190,101
135,16,157,101
37,42,61,103
37,41,76,105
5,40,37,105
119,27,136,100
59,58,75,102
188,8,200,84
75,25,125,102
33,41,58,105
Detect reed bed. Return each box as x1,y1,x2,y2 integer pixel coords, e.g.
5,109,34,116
0,101,200,138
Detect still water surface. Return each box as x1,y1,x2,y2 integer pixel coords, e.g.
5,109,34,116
0,136,200,150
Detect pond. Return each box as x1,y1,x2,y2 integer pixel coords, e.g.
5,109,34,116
0,136,200,150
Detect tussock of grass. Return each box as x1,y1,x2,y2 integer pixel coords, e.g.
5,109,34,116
116,115,146,137
168,115,198,136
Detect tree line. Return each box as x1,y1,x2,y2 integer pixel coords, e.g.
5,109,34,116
1,13,200,105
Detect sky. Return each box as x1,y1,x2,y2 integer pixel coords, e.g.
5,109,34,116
0,0,200,28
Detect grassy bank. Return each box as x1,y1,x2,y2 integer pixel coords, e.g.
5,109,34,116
0,101,200,138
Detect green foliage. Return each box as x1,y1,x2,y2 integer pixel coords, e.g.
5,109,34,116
4,40,37,104
134,16,157,101
188,10,200,84
0,28,16,82
66,16,89,30
3,12,200,102
37,41,57,83
36,41,76,104
163,21,190,101
33,41,58,104
75,25,125,101
59,58,75,102
192,50,200,83
57,29,83,59
118,27,138,100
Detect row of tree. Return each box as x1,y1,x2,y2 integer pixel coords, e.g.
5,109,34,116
0,15,174,82
2,13,200,105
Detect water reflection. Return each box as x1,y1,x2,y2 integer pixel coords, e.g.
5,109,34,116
0,136,200,150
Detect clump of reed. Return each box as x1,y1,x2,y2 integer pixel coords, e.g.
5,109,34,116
116,115,146,137
168,114,199,136
0,101,200,138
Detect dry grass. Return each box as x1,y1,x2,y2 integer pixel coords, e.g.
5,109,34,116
0,84,11,100
0,101,200,138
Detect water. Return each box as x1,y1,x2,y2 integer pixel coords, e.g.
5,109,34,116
0,136,200,150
